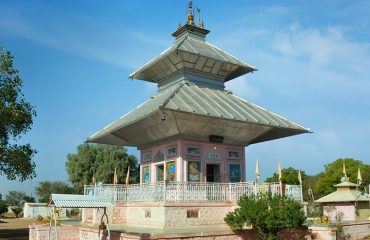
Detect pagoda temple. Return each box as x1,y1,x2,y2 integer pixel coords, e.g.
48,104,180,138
88,6,309,186
83,2,309,228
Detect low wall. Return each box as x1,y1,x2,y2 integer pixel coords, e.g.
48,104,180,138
29,224,311,240
82,201,236,228
309,221,370,240
342,221,370,240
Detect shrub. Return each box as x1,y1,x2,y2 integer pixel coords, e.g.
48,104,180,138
11,207,23,218
225,194,306,240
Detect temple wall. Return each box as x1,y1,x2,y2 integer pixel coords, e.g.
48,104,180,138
140,139,245,184
323,202,356,221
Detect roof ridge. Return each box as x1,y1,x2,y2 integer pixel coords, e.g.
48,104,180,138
159,82,186,110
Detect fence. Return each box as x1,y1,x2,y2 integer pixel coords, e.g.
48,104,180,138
84,181,302,203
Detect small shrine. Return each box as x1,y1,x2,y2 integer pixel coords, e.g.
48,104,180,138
316,181,370,221
83,1,309,228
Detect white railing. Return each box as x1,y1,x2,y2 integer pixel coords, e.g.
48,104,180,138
84,182,302,203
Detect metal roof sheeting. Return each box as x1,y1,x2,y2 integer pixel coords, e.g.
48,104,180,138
49,194,114,208
88,81,309,146
316,181,370,203
316,190,370,203
130,33,257,82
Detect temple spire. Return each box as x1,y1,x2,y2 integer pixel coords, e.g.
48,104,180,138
187,0,195,26
172,1,209,39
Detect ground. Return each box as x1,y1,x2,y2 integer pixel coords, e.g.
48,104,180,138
0,217,36,240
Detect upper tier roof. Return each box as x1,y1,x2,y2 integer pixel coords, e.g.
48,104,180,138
129,24,257,83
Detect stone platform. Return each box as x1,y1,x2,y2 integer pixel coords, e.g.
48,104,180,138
83,201,236,228
30,223,313,240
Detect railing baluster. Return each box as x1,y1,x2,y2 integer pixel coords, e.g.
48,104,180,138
82,182,302,203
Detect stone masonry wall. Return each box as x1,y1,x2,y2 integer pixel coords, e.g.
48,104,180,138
342,221,370,240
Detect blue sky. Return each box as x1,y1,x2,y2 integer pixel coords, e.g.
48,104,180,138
1,0,369,197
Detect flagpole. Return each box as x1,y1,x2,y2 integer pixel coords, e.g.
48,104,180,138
125,166,130,203
113,167,118,202
343,162,348,181
298,170,303,202
278,160,282,196
255,159,260,197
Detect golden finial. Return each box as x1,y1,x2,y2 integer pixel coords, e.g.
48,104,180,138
187,0,195,26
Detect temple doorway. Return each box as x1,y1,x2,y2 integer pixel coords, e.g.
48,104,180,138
206,164,221,183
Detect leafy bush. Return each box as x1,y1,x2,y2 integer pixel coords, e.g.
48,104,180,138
11,207,23,218
225,194,306,240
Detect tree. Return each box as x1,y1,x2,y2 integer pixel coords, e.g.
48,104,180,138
265,167,311,201
11,206,23,218
35,181,76,203
0,200,7,217
265,167,306,185
0,46,37,181
315,158,370,197
225,194,306,240
5,191,34,206
66,144,139,193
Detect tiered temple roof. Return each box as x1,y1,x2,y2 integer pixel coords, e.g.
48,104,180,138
87,8,310,147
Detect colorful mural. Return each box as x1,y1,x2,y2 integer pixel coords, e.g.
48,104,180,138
229,164,241,182
142,166,150,183
188,161,201,182
166,161,176,183
156,165,164,182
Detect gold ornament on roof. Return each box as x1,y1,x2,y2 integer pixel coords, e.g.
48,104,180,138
187,0,195,26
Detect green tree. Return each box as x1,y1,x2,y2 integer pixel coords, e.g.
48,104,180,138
5,191,34,206
265,167,306,185
0,46,37,181
66,144,139,193
315,158,370,197
265,167,311,201
35,181,76,203
225,194,305,240
11,206,23,218
0,200,7,217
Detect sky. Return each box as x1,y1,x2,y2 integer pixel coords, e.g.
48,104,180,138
0,0,369,198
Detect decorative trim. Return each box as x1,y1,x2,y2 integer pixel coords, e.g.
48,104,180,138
227,149,240,160
206,151,222,160
186,145,201,157
165,145,177,157
154,150,164,162
142,151,152,162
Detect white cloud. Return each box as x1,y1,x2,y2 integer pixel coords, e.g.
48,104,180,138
272,24,370,71
225,75,260,100
0,12,168,70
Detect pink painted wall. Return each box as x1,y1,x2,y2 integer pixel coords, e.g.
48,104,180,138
323,202,356,221
139,139,244,184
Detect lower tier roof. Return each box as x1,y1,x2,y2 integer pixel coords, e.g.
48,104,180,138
87,81,310,147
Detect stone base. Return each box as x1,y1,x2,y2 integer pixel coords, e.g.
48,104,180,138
82,201,236,228
30,224,313,240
